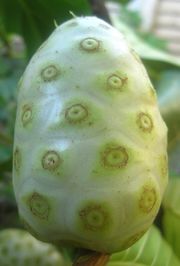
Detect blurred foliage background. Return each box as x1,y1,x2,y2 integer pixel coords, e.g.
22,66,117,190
0,0,180,263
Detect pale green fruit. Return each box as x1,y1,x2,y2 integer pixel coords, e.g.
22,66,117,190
13,16,168,253
0,229,64,266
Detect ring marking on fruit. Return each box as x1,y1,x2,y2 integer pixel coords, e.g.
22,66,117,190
80,38,100,52
42,151,61,171
78,202,110,232
28,192,50,220
14,147,21,172
65,103,88,124
21,105,33,127
137,112,153,133
107,74,126,91
41,65,59,82
139,185,157,213
102,145,128,169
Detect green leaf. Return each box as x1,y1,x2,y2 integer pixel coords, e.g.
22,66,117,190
0,0,90,56
0,159,12,179
0,57,12,77
109,226,180,266
0,143,12,163
0,57,22,171
157,70,180,175
110,15,180,67
108,263,146,266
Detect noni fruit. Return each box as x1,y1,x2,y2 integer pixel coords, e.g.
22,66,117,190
0,229,64,266
13,16,168,253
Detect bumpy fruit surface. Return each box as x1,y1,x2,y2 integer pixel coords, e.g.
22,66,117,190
13,16,168,253
0,229,64,265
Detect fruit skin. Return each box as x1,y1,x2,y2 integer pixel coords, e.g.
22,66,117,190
0,229,64,266
13,16,168,253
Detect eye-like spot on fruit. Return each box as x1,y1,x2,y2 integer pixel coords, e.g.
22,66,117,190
28,192,50,220
78,202,110,232
102,145,128,169
41,65,59,81
107,74,126,90
137,112,153,133
65,104,88,124
80,38,100,52
42,151,61,171
14,147,21,172
139,185,157,213
21,105,32,127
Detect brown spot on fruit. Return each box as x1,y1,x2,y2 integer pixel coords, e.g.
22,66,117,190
28,192,50,220
21,105,32,127
102,145,128,169
78,202,110,232
139,185,157,213
137,112,153,133
107,74,127,91
14,147,21,172
65,103,88,124
42,151,61,171
41,65,59,82
80,38,100,52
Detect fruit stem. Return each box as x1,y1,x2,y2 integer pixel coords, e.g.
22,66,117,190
72,249,110,266
88,0,112,24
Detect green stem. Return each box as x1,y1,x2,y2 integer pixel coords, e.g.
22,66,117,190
72,249,110,266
